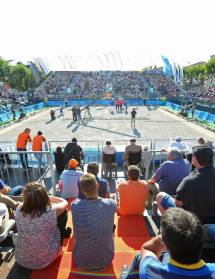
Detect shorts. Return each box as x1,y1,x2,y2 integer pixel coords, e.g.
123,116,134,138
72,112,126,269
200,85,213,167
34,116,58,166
161,194,176,210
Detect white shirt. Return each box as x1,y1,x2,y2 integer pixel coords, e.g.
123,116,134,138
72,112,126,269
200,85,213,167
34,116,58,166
60,169,83,199
169,141,188,151
103,146,116,155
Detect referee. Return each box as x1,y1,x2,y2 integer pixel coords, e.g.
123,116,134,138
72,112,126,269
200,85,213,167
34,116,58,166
131,108,137,128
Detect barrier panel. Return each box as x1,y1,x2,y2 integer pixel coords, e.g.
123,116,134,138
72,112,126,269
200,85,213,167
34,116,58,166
0,102,45,125
166,102,215,124
0,150,55,192
47,99,166,107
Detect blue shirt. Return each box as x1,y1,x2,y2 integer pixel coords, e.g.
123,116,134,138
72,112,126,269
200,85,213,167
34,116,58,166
72,198,116,270
0,179,5,190
78,177,110,199
152,159,191,195
140,256,215,279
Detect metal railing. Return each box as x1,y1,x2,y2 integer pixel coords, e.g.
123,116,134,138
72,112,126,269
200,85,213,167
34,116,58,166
0,151,55,193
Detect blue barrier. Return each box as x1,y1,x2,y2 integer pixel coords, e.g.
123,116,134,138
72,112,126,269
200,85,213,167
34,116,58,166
0,102,45,125
47,99,166,107
167,102,215,124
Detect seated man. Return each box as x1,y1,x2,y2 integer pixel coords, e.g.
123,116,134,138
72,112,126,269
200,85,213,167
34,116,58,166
122,208,215,279
0,178,24,196
0,179,23,217
169,136,188,151
102,141,117,178
64,137,84,167
103,141,116,155
59,159,83,199
84,162,110,198
72,174,116,270
117,165,148,216
156,146,215,245
124,139,142,166
148,147,191,196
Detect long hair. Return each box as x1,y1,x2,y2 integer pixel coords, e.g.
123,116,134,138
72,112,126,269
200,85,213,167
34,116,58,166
21,182,51,218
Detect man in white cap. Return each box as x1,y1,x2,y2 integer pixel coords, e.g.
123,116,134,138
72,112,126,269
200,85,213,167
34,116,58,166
169,136,187,151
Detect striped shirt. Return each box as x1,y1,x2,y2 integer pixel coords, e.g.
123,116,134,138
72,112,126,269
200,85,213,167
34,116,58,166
72,198,117,270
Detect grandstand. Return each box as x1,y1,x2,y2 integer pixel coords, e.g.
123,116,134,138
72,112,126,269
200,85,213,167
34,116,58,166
0,100,215,278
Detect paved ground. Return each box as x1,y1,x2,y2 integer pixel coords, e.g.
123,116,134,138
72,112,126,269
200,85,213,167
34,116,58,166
0,106,214,148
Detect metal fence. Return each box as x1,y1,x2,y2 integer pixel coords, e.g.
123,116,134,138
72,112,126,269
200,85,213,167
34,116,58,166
0,151,55,193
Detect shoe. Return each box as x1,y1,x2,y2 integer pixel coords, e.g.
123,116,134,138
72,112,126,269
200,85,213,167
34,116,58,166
63,227,72,238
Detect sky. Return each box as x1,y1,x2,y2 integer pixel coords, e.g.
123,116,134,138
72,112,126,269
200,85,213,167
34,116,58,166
0,0,215,70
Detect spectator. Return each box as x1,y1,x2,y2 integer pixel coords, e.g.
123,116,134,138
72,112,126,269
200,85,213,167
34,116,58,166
64,137,84,167
197,137,206,146
32,131,46,169
103,141,117,155
121,208,215,279
0,178,24,196
15,182,70,270
169,136,188,151
59,159,83,199
85,162,110,198
124,139,142,165
117,165,148,216
156,146,215,226
0,179,23,217
54,146,65,173
16,128,32,170
141,146,152,180
72,174,116,270
148,148,191,196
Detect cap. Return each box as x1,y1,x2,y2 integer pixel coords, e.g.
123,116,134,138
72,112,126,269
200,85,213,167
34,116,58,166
192,145,213,165
176,136,182,142
68,159,78,168
130,139,136,142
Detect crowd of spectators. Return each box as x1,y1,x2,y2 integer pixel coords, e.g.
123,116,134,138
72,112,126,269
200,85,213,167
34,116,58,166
34,71,150,100
187,77,215,101
0,134,215,277
144,72,180,97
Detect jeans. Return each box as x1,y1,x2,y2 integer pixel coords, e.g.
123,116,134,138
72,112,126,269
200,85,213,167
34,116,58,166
17,148,29,169
8,186,24,196
34,153,43,169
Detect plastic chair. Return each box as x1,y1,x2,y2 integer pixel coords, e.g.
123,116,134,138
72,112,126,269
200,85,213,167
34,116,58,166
101,153,117,178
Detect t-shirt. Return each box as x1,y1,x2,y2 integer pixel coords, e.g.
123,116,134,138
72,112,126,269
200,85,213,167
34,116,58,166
60,169,83,199
176,167,215,224
16,132,31,149
169,141,188,151
72,198,116,270
78,177,110,199
64,143,83,165
152,159,191,195
15,206,61,270
140,256,215,279
103,146,116,155
117,180,149,216
32,135,46,151
131,110,136,117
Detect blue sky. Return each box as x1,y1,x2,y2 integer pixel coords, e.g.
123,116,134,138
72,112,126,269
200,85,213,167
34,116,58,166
0,0,215,70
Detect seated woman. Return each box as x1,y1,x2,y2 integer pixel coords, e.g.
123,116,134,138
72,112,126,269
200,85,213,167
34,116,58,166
15,182,71,270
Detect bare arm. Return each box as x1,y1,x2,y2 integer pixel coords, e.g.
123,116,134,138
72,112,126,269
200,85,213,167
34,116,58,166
50,196,68,217
141,236,165,260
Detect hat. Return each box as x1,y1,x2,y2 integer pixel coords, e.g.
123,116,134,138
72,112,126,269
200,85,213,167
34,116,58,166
192,146,213,166
68,159,78,168
176,136,182,142
130,139,136,142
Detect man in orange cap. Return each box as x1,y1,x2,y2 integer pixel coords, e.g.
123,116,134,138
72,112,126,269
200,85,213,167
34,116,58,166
59,159,83,199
